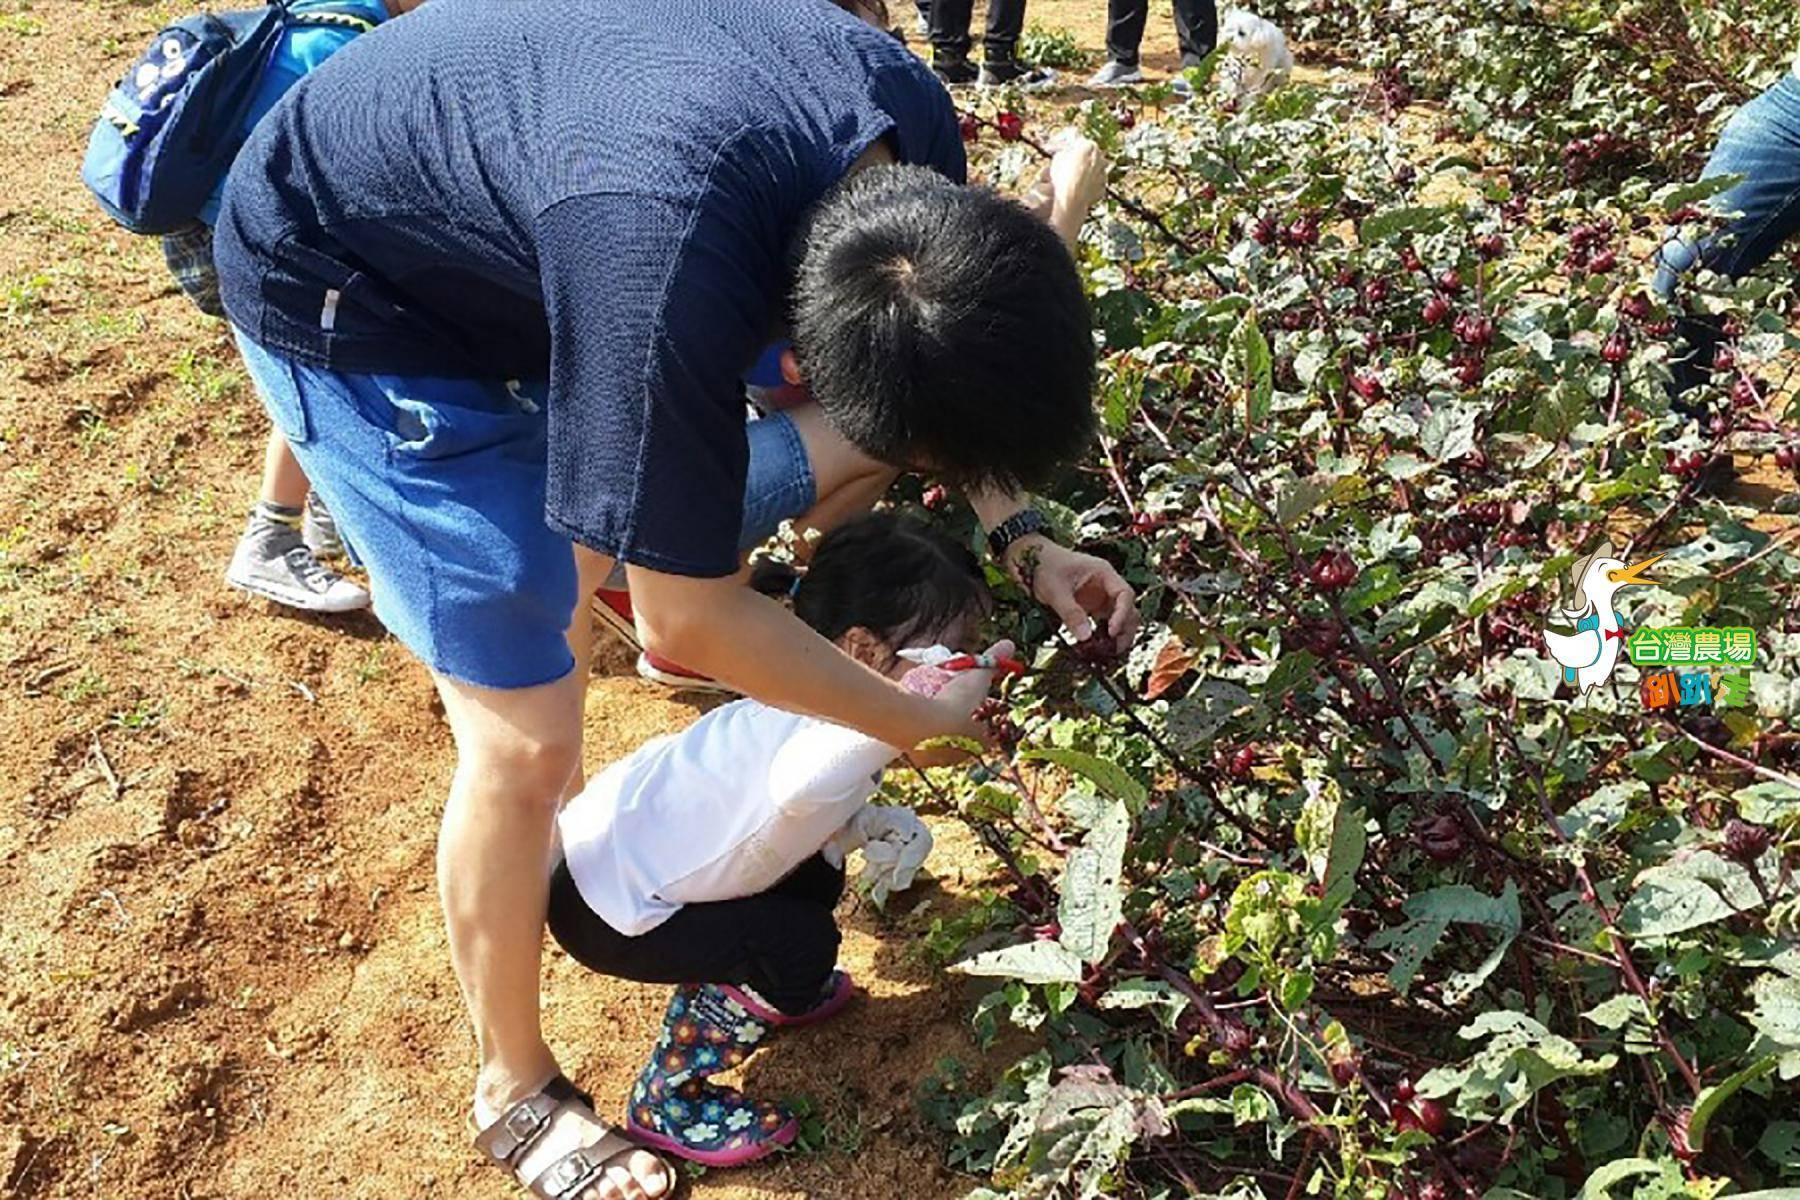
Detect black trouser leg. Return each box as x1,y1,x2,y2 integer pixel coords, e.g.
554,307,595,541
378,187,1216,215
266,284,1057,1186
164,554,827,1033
982,0,1027,64
546,855,845,1017
1105,0,1148,66
1171,0,1218,65
929,0,973,61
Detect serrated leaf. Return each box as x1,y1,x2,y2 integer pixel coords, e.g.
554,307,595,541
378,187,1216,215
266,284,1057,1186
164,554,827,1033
1024,747,1147,810
954,939,1085,985
1369,882,1519,1001
1420,1010,1617,1124
1058,798,1130,964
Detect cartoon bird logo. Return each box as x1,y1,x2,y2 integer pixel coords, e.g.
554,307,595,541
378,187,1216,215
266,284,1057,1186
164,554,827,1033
1541,541,1662,695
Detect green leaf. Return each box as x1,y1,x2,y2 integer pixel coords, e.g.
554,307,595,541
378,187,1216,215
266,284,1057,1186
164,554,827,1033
1229,1083,1275,1127
1275,474,1333,526
1749,975,1800,1049
1097,980,1190,1030
1620,851,1765,938
920,734,986,756
953,939,1085,985
1369,881,1520,1002
1027,1072,1166,1200
1234,313,1273,425
1024,747,1147,811
1359,204,1452,243
1736,779,1800,824
1557,781,1642,843
1294,779,1366,901
1420,403,1479,462
1260,649,1320,701
1420,1011,1618,1124
1687,1055,1778,1153
1057,798,1131,964
1581,994,1649,1031
1575,1158,1664,1199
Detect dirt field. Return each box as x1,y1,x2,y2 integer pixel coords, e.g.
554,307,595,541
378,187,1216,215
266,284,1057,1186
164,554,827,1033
0,1,1210,1197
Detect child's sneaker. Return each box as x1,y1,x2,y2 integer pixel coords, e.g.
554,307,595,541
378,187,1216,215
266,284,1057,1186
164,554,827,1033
300,491,349,561
225,507,370,613
626,983,798,1167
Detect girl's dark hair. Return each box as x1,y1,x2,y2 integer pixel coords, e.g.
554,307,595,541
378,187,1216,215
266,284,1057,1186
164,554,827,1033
751,512,988,647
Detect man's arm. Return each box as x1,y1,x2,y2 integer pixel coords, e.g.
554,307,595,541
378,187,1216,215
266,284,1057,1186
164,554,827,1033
627,567,997,750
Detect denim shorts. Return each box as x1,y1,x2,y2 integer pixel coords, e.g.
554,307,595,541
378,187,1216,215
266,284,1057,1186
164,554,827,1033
235,333,816,689
1656,72,1800,291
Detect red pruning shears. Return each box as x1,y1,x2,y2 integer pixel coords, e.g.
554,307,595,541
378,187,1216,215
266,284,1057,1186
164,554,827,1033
898,645,1027,676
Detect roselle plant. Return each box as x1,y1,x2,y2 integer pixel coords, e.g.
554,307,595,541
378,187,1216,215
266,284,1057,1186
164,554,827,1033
903,16,1800,1200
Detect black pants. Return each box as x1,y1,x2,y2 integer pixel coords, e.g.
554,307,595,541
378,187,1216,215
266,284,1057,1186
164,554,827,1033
547,854,846,1017
1105,0,1217,67
927,0,1025,64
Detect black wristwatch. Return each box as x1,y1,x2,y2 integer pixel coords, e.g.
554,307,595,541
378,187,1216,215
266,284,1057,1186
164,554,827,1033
987,508,1050,561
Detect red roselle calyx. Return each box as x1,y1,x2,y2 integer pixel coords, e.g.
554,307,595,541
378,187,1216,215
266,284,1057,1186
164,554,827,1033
1723,818,1772,864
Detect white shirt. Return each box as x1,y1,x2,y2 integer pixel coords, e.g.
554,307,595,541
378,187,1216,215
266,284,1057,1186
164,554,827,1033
559,700,900,936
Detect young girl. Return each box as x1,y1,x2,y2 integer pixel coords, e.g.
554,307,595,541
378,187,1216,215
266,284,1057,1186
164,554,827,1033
547,512,1010,1168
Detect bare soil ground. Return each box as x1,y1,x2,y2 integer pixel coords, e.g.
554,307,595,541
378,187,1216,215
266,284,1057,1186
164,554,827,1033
0,2,1193,1197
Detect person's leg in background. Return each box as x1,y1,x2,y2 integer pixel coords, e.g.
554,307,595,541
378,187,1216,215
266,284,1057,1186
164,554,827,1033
1091,0,1148,86
977,0,1047,87
927,0,977,83
1170,0,1219,69
1655,74,1800,405
156,221,366,616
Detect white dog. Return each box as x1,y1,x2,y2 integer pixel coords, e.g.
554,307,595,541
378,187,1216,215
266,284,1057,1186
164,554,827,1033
1217,9,1294,103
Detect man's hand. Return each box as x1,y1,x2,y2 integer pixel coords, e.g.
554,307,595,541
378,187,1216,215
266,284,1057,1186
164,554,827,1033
1022,129,1108,249
1008,537,1137,654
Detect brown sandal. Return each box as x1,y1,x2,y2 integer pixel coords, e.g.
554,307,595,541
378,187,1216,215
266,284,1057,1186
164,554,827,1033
475,1074,676,1199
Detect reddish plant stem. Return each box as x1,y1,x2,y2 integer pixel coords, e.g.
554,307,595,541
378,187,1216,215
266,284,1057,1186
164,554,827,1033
1661,716,1800,794
1497,720,1704,1098
1082,663,1273,851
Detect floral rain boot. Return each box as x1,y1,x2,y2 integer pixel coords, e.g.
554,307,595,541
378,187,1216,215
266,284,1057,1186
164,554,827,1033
626,983,799,1167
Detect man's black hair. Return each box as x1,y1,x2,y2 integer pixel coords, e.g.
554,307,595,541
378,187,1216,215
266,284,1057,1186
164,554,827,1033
751,511,988,647
792,164,1097,494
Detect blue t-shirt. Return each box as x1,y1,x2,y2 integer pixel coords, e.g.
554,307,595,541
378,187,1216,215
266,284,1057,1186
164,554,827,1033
197,0,390,226
214,0,966,578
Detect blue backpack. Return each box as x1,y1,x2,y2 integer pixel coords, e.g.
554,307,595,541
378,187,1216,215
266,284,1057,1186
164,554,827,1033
80,1,376,235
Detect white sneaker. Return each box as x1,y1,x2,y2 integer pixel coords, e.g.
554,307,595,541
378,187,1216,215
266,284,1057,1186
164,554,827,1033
1089,60,1144,87
301,492,348,560
226,518,371,613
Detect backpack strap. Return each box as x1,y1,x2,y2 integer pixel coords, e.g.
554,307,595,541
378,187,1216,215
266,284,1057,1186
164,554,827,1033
281,3,380,34
287,11,379,33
